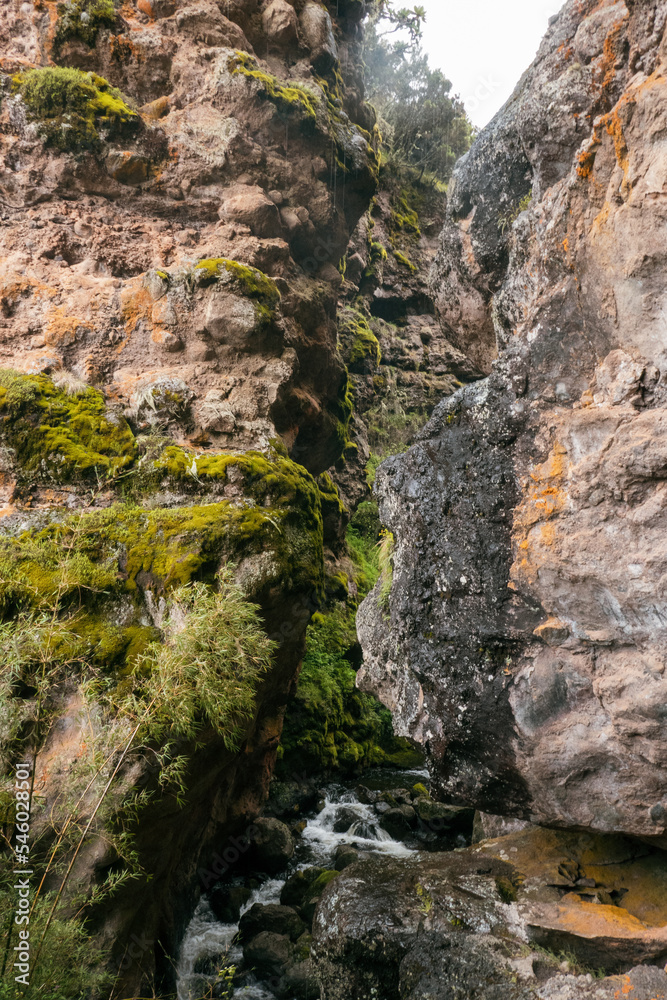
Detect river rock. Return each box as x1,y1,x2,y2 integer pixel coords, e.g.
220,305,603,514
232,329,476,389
312,826,667,999
281,867,328,910
380,806,416,839
239,903,305,943
248,817,295,874
357,0,667,845
334,845,359,871
243,931,293,977
207,883,252,924
332,807,361,833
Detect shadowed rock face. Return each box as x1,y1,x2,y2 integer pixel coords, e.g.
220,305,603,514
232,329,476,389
358,0,667,842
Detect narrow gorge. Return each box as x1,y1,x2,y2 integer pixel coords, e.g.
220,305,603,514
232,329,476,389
0,1,666,999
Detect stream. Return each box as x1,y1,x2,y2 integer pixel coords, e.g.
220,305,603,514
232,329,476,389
176,767,440,1000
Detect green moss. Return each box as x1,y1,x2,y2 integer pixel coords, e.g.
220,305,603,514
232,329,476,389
311,870,339,895
12,67,138,153
190,258,280,326
338,307,381,371
393,249,417,272
54,0,116,51
412,782,429,798
229,51,319,123
496,876,518,904
0,369,136,483
390,190,421,237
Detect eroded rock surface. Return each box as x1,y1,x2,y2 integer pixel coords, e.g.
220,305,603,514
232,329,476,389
358,0,667,842
312,826,667,999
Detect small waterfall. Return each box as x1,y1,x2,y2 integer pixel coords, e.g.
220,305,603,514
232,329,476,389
176,768,428,999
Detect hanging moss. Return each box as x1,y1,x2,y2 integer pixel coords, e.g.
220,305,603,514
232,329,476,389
12,67,138,152
338,307,381,371
54,0,117,51
0,369,136,483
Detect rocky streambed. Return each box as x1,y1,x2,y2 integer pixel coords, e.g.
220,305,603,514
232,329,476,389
175,766,474,1000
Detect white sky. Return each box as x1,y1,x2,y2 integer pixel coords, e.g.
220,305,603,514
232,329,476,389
419,0,565,128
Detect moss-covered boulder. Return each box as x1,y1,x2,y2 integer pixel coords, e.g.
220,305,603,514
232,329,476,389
12,67,139,152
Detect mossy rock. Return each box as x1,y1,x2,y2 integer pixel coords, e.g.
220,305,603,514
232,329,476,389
230,51,319,124
190,257,280,327
338,307,381,373
0,446,324,623
12,67,138,152
54,0,117,51
0,369,136,482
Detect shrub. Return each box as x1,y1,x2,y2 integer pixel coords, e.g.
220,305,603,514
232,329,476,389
127,576,276,751
13,67,138,152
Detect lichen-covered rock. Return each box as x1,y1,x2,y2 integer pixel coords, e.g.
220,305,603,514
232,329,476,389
358,0,667,844
312,827,667,999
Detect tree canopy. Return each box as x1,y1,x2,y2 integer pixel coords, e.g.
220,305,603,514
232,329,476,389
364,3,473,184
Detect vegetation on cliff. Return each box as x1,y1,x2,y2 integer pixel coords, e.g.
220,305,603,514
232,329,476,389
12,67,138,152
364,4,472,183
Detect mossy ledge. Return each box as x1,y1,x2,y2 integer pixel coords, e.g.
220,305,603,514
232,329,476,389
338,307,382,372
11,66,138,153
0,369,136,482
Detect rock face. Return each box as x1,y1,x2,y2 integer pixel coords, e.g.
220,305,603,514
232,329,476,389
358,0,667,842
0,0,377,474
312,826,667,999
0,1,377,995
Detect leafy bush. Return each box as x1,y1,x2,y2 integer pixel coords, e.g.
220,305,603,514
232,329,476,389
13,67,138,152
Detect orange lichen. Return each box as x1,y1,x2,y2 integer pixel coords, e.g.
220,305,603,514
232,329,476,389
44,308,86,347
577,146,598,179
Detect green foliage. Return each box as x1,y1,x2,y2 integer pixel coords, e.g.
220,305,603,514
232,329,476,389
54,0,116,51
0,369,136,484
277,603,399,775
12,67,138,152
364,5,472,183
123,577,276,751
0,882,109,1000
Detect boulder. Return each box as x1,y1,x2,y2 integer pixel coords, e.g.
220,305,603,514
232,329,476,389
204,291,259,343
334,845,358,871
248,817,295,874
280,867,328,909
218,185,282,238
380,806,415,839
262,0,297,46
243,931,292,977
207,883,251,924
239,903,305,943
332,807,360,833
312,827,667,999
298,2,337,71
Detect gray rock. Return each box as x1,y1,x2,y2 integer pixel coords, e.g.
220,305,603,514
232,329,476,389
357,0,667,845
243,931,292,977
248,817,295,874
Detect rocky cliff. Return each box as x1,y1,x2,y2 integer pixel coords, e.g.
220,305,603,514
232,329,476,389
358,0,667,842
0,1,380,995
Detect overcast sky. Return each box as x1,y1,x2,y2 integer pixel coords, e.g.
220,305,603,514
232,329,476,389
419,0,564,128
